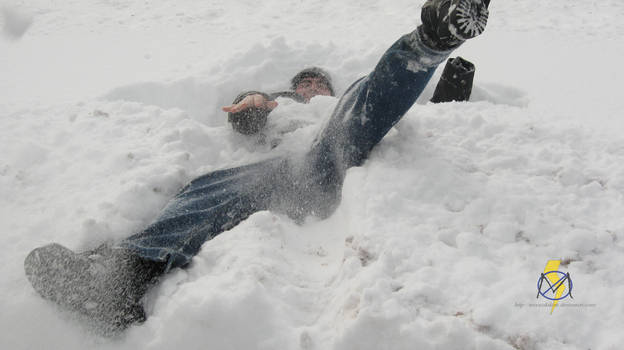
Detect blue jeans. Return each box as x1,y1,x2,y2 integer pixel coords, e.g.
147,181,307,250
120,29,453,271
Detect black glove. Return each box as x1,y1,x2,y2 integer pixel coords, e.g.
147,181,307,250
227,91,272,135
430,56,475,103
228,107,270,135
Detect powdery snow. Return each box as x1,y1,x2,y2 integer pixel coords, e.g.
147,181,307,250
1,0,624,349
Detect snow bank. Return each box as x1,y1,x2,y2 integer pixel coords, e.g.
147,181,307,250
2,1,623,349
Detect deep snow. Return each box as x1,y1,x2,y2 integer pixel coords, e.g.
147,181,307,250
2,0,624,349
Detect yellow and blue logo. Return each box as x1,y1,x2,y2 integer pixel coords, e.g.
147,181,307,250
536,260,573,314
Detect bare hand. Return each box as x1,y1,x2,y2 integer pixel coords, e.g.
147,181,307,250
222,94,278,113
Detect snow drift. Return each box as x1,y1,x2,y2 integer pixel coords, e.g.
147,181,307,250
2,0,623,349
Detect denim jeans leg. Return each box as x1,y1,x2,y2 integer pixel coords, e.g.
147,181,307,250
298,29,453,210
119,158,288,270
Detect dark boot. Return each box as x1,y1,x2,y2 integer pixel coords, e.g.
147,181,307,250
24,243,166,334
419,0,490,50
430,56,475,103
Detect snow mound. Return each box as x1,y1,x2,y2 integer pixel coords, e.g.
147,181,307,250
7,99,624,349
102,37,378,126
2,1,624,349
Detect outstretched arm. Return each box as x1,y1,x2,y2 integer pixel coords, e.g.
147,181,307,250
222,91,278,135
222,92,278,114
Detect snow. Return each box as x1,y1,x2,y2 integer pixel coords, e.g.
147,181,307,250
2,0,624,349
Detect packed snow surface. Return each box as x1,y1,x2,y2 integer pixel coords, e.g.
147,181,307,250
2,0,624,349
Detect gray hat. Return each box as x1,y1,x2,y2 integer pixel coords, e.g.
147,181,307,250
290,67,335,96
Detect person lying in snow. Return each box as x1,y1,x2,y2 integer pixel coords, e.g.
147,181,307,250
223,60,476,136
223,67,336,135
24,0,491,334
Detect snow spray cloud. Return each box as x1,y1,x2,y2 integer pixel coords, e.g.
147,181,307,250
1,5,33,39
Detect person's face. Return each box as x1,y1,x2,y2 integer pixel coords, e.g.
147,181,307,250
295,77,332,102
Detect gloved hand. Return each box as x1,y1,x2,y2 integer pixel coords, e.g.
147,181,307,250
222,93,278,135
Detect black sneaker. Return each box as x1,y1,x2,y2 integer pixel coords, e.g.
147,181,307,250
24,243,165,334
420,0,490,50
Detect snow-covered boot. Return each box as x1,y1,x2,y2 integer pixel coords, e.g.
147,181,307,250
419,0,490,50
24,243,165,334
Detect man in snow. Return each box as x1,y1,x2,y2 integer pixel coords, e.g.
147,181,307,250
223,67,336,135
222,60,476,136
24,0,491,334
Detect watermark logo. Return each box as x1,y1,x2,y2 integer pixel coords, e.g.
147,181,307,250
536,260,573,314
513,259,595,311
